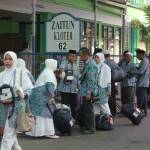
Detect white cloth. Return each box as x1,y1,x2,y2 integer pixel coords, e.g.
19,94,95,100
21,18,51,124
0,68,34,92
26,116,55,137
17,58,31,74
0,52,33,91
35,59,57,89
4,51,17,70
126,52,133,56
1,119,22,150
96,53,111,88
103,50,111,55
100,103,111,115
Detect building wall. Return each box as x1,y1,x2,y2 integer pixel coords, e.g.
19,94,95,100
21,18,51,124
36,0,125,56
0,0,125,55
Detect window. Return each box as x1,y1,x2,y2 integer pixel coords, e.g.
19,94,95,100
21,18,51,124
101,25,121,62
102,26,114,52
81,21,99,52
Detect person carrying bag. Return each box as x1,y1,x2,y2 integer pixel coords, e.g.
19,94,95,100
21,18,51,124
0,51,33,150
16,70,35,132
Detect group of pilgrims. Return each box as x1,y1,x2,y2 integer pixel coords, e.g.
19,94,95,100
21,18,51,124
0,46,149,150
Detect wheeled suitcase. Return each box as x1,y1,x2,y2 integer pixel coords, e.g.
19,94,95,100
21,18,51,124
95,113,113,130
122,103,144,125
53,105,73,136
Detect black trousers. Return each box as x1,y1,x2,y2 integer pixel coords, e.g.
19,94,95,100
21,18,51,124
136,87,148,115
108,82,116,117
81,97,95,131
121,86,135,105
60,92,77,119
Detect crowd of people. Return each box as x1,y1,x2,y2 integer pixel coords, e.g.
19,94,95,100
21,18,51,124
0,46,149,150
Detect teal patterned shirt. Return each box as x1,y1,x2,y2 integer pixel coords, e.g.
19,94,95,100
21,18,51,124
120,60,136,87
80,57,98,97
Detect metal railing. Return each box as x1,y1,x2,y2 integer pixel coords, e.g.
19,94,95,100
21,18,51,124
0,52,138,79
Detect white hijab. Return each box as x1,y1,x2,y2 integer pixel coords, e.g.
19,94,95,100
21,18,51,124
35,59,57,89
0,51,33,91
4,51,17,70
0,51,17,86
96,53,111,88
17,58,30,74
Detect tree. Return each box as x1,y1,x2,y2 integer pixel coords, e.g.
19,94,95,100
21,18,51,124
142,6,150,52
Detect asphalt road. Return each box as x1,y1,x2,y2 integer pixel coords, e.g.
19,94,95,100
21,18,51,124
18,109,150,150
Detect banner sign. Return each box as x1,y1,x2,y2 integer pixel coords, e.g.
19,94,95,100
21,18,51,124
46,12,80,52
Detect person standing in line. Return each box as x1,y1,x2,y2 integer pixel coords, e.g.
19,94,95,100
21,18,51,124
103,50,118,117
120,52,136,106
26,59,59,138
58,50,80,119
0,51,33,150
79,47,98,134
118,50,129,67
17,58,35,85
94,53,111,115
20,42,32,72
136,48,150,116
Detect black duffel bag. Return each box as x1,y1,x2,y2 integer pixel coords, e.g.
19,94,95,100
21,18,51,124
53,107,73,136
122,103,144,125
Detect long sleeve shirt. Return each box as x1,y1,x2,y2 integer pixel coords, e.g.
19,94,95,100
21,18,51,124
80,57,98,97
136,57,150,87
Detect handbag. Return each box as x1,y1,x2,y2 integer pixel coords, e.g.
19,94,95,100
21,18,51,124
16,111,35,132
64,69,74,83
0,84,13,104
16,70,35,132
0,70,16,104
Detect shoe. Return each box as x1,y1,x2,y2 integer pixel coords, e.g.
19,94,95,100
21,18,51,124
81,130,95,134
46,135,60,139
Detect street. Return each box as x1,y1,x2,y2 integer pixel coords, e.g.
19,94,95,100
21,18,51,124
18,109,150,150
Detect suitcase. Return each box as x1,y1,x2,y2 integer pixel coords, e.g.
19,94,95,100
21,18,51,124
95,113,113,130
122,103,144,125
53,106,73,136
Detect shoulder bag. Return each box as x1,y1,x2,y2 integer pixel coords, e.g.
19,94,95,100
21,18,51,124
16,70,35,132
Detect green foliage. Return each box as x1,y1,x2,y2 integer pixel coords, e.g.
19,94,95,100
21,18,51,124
144,6,150,25
143,6,150,51
131,19,142,28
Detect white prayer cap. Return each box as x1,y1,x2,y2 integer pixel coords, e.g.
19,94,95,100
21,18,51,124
126,52,133,56
103,50,110,55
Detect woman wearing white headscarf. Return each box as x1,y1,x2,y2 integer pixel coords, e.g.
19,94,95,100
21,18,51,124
17,58,35,84
95,53,111,115
26,59,59,138
0,51,33,150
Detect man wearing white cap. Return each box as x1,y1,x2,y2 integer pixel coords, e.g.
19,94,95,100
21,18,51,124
103,50,119,117
136,48,149,116
119,52,136,106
